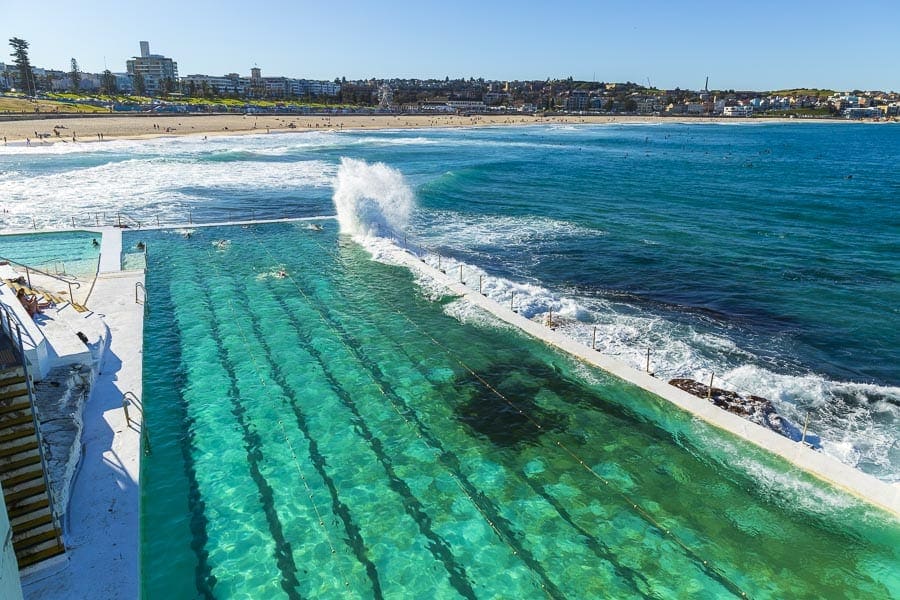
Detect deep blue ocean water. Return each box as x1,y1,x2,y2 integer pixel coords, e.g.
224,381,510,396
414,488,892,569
1,121,897,480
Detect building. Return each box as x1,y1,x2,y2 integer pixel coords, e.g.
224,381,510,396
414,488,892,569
723,105,753,117
181,73,250,96
565,90,590,112
126,41,178,96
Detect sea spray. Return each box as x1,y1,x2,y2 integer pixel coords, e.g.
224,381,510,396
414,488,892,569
332,157,413,238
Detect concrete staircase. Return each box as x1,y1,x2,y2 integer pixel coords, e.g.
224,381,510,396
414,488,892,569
0,364,65,569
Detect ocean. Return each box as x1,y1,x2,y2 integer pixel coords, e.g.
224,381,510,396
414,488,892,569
1,121,898,483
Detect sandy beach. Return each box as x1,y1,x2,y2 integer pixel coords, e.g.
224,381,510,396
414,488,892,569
0,113,827,146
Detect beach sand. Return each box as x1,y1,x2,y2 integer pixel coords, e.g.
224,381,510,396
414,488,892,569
0,113,812,146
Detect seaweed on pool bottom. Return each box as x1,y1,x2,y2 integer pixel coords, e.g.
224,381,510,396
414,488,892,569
454,361,569,449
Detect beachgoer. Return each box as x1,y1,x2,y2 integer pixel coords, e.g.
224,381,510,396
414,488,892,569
92,238,99,247
17,288,49,317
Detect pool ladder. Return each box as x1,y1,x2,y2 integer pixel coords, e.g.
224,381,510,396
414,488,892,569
121,390,151,455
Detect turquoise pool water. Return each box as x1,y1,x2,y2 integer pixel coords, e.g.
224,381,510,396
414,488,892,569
0,230,101,276
139,222,899,599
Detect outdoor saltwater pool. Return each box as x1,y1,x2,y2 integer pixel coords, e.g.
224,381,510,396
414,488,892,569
0,230,101,277
138,222,899,599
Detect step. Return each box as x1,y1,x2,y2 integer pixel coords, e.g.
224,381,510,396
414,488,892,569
0,425,36,445
11,511,52,533
8,496,49,520
13,517,56,543
0,386,29,403
1,466,43,488
0,413,34,428
0,401,32,417
13,528,60,554
0,366,25,380
0,374,27,391
0,439,38,459
15,539,65,569
4,482,45,505
0,451,41,473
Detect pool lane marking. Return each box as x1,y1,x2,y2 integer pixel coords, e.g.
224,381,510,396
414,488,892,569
250,228,565,599
150,268,217,599
256,278,481,600
215,260,380,597
198,253,306,599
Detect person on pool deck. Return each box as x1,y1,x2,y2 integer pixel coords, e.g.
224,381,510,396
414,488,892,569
16,288,50,317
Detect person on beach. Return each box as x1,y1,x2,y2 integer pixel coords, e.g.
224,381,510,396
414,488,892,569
17,288,50,317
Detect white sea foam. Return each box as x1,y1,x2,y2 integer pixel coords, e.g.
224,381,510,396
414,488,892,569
332,157,413,238
419,209,604,250
356,224,900,483
0,155,335,229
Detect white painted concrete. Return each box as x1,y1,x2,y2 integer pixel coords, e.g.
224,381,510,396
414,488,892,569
96,228,122,274
21,270,144,599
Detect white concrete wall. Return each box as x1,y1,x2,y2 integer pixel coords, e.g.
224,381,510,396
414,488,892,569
0,483,24,600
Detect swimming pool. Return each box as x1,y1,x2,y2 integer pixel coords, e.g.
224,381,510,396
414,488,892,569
139,222,899,599
0,230,101,277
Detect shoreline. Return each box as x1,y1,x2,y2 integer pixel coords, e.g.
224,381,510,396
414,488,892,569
0,113,867,146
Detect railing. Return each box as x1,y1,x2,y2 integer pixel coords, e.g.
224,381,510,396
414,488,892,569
0,293,43,353
0,301,64,548
135,282,147,305
114,212,144,229
0,255,82,309
121,391,150,455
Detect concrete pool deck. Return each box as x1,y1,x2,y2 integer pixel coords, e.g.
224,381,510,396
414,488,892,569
18,229,144,599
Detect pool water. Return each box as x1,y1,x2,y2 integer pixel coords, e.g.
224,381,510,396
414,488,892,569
139,222,899,599
0,230,101,276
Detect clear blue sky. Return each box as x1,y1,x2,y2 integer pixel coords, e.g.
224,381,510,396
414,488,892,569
4,0,899,91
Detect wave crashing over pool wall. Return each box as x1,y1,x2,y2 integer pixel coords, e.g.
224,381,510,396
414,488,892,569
332,157,413,238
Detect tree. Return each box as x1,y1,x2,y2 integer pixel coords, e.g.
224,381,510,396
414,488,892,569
101,69,117,95
160,76,176,97
70,57,81,92
133,71,146,96
9,37,35,96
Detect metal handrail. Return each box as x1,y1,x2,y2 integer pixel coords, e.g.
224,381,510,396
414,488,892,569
135,282,147,305
115,212,143,229
121,391,150,455
0,255,82,308
0,295,43,352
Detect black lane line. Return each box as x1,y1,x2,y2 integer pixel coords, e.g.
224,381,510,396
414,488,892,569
232,278,384,598
257,280,481,599
152,270,217,599
201,282,304,599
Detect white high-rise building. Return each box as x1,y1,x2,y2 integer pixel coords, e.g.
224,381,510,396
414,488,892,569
126,41,178,95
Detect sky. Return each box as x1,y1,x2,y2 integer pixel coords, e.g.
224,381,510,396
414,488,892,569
3,0,899,92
